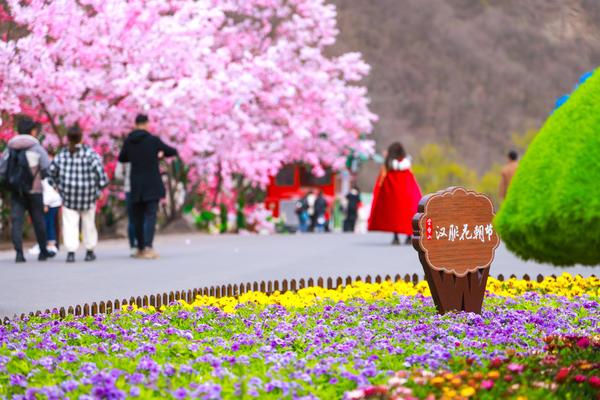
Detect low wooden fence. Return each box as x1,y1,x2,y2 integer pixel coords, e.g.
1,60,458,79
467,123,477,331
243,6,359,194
0,273,586,325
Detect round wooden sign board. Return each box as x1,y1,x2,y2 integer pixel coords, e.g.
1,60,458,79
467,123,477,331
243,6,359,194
414,186,500,276
412,187,500,314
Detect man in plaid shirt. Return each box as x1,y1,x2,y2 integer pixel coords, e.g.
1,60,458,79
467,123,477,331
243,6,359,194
49,126,108,263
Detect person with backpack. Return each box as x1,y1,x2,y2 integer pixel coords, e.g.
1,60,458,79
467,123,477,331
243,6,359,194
0,117,51,263
295,193,309,233
49,125,108,263
118,114,178,259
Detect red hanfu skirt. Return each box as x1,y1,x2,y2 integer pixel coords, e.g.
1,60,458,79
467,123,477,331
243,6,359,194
368,170,422,234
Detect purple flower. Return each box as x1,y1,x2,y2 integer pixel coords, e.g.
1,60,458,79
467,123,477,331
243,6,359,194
173,388,187,399
61,380,79,392
137,356,159,372
79,362,98,376
10,374,27,387
163,363,175,376
127,373,145,385
179,364,194,374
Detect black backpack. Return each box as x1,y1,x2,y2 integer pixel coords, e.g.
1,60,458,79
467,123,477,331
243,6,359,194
3,148,34,197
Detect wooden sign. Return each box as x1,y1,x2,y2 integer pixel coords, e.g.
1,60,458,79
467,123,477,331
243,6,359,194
412,187,500,314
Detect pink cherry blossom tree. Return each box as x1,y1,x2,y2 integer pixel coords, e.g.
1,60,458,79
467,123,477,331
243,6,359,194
1,0,376,227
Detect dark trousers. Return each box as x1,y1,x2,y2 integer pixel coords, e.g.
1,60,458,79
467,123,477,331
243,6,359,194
126,193,150,249
343,214,357,232
11,193,48,253
44,206,59,242
132,200,158,250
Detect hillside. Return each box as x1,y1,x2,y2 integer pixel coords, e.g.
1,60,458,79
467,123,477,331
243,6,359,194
329,0,600,185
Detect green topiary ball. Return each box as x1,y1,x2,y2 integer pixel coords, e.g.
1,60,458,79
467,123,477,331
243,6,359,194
495,69,600,266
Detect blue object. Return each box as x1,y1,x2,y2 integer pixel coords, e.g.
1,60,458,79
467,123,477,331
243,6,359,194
552,70,595,112
578,71,593,85
554,95,570,110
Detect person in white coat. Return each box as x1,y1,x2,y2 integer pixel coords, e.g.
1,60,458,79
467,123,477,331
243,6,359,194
28,176,62,257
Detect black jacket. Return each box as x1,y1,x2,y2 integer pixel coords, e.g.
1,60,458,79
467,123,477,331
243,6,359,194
118,129,178,202
314,195,327,217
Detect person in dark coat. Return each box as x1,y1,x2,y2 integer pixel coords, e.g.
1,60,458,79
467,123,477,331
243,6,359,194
343,186,361,232
313,190,328,232
0,117,51,262
118,114,178,259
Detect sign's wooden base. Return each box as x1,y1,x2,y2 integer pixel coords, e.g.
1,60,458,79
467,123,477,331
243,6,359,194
412,187,500,315
422,264,489,314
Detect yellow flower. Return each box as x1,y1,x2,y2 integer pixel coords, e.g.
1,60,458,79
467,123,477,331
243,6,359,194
460,387,476,397
487,371,500,380
119,273,597,314
430,377,444,387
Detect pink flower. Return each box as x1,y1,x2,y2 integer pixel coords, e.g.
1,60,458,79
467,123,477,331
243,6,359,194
541,355,558,366
555,367,570,383
576,337,590,349
480,379,494,390
363,386,388,396
589,376,600,388
2,0,376,193
507,363,525,374
489,358,504,368
573,375,586,383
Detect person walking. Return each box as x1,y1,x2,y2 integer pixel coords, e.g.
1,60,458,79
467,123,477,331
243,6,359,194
368,142,422,245
118,114,178,259
50,125,108,263
313,190,328,233
295,193,309,233
306,190,317,232
499,150,519,201
114,161,145,257
28,175,62,257
0,117,51,262
343,185,361,233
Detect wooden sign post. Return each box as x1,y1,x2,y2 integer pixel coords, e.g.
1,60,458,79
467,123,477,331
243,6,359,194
412,187,500,314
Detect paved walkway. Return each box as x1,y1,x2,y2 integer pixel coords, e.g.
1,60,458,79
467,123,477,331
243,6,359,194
0,232,596,318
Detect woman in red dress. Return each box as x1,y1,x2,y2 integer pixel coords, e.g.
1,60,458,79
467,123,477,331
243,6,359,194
368,142,422,245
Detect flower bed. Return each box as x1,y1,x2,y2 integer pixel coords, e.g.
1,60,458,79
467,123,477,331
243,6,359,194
346,335,600,400
0,274,598,399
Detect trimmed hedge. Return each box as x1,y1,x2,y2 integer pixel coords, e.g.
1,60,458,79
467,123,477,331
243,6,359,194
495,69,600,266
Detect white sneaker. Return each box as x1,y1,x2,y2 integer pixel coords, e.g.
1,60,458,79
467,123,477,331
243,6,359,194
28,244,40,256
130,247,138,258
47,245,58,254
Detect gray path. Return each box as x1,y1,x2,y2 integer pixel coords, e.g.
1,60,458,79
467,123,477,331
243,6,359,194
0,232,596,318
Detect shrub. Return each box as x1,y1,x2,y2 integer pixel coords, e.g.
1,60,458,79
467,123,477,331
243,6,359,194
495,69,600,265
412,144,478,194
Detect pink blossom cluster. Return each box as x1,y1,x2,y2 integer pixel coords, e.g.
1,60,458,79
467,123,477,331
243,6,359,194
0,0,376,190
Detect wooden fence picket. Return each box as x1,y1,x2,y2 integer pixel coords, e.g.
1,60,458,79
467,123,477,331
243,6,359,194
2,272,581,323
